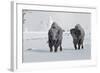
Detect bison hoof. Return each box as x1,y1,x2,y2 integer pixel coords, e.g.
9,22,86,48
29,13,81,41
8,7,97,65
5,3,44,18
75,48,77,50
55,51,57,52
54,50,57,52
50,51,52,52
50,50,53,52
78,48,80,50
60,49,62,51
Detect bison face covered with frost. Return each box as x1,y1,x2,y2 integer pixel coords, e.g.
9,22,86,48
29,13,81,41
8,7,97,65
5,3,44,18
70,24,85,50
48,22,64,52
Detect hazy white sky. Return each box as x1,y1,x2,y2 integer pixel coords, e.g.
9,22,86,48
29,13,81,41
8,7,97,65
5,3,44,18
22,10,91,33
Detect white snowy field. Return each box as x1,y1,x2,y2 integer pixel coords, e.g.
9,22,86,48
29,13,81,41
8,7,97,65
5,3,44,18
23,32,91,63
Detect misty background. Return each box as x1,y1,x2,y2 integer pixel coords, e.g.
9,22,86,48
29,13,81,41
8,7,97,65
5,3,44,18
23,10,91,33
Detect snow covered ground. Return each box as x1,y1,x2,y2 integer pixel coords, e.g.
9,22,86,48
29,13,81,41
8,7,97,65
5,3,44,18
23,32,91,63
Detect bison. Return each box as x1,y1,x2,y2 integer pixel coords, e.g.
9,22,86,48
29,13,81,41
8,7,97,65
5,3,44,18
70,24,85,50
48,22,64,52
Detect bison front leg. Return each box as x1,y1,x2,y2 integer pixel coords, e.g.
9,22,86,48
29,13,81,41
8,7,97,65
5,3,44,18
49,45,53,52
54,46,58,52
49,42,53,52
73,39,77,50
54,40,61,52
78,44,80,50
54,44,59,52
74,44,77,50
49,47,53,52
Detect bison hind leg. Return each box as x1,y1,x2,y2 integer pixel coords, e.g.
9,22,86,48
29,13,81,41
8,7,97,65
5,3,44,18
59,41,62,51
50,47,53,52
82,44,84,49
78,39,84,49
60,45,62,51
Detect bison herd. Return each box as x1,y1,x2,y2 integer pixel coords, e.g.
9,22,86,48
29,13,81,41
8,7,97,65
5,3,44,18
48,22,85,52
